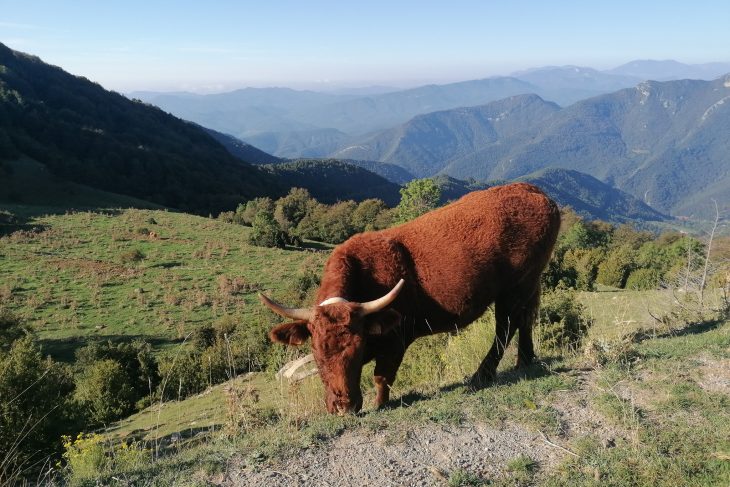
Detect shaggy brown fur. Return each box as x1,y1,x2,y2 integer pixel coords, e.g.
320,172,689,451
268,183,560,414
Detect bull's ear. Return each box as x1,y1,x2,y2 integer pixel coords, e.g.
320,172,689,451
269,320,310,346
363,309,401,335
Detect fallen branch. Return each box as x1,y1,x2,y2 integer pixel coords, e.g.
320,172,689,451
539,430,579,458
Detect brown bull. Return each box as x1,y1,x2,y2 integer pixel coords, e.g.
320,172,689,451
260,182,560,414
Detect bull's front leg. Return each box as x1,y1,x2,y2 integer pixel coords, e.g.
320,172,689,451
372,346,406,408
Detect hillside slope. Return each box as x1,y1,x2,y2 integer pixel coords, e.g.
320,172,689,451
332,94,560,178
429,169,667,223
0,43,278,214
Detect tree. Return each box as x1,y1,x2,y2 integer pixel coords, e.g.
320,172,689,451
395,178,441,223
274,187,314,231
237,197,274,226
318,201,358,243
74,359,136,425
249,209,286,248
596,246,636,288
351,199,389,232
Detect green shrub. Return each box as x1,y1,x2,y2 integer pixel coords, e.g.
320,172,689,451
536,289,592,354
596,246,635,288
74,359,136,424
192,325,216,351
248,210,287,248
62,433,150,486
1,336,76,480
0,310,26,352
625,267,663,290
290,267,321,300
236,197,274,226
157,351,207,400
75,340,159,406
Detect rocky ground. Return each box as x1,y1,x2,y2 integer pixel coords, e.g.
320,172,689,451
215,370,631,486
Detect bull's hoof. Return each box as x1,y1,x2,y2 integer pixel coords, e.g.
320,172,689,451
515,355,536,369
468,370,495,391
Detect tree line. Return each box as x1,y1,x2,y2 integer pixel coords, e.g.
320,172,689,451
219,179,442,247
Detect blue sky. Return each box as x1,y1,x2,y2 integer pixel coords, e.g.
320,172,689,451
2,0,729,92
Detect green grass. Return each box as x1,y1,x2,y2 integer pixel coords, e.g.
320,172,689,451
0,207,328,361
3,208,729,485
91,317,730,486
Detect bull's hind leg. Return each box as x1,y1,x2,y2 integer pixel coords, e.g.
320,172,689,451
470,298,517,388
515,284,540,369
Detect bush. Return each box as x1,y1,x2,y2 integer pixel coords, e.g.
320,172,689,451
236,197,274,226
536,289,592,354
351,198,389,232
248,210,287,248
157,351,207,400
1,336,76,480
290,267,321,301
74,359,137,424
625,267,663,290
596,246,635,288
75,340,159,407
0,310,26,352
62,433,150,486
274,187,313,231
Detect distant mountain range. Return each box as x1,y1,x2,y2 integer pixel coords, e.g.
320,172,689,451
607,60,730,81
333,77,730,218
131,59,730,160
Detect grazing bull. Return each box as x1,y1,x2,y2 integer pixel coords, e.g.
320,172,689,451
260,183,560,414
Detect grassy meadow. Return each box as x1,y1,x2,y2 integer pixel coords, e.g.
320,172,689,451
0,208,328,361
1,207,729,486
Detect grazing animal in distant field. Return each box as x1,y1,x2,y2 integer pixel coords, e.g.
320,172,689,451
260,183,561,414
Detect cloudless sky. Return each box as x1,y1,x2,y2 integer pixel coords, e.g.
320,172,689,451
2,0,729,92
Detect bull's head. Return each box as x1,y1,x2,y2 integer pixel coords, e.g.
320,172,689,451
260,279,404,414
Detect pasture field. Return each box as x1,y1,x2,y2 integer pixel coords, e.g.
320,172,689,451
0,208,328,361
1,208,728,485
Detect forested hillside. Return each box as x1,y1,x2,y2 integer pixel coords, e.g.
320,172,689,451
0,43,278,214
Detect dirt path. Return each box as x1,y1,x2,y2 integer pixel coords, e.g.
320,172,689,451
225,422,566,486
217,368,629,486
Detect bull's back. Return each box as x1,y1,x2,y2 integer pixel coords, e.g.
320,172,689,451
389,183,559,318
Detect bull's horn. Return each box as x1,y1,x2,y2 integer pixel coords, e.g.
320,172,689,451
259,293,313,321
359,279,405,316
276,353,316,380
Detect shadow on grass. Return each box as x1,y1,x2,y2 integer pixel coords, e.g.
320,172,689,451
291,240,334,252
0,210,49,237
382,357,564,410
632,317,726,343
40,334,181,362
147,261,183,269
